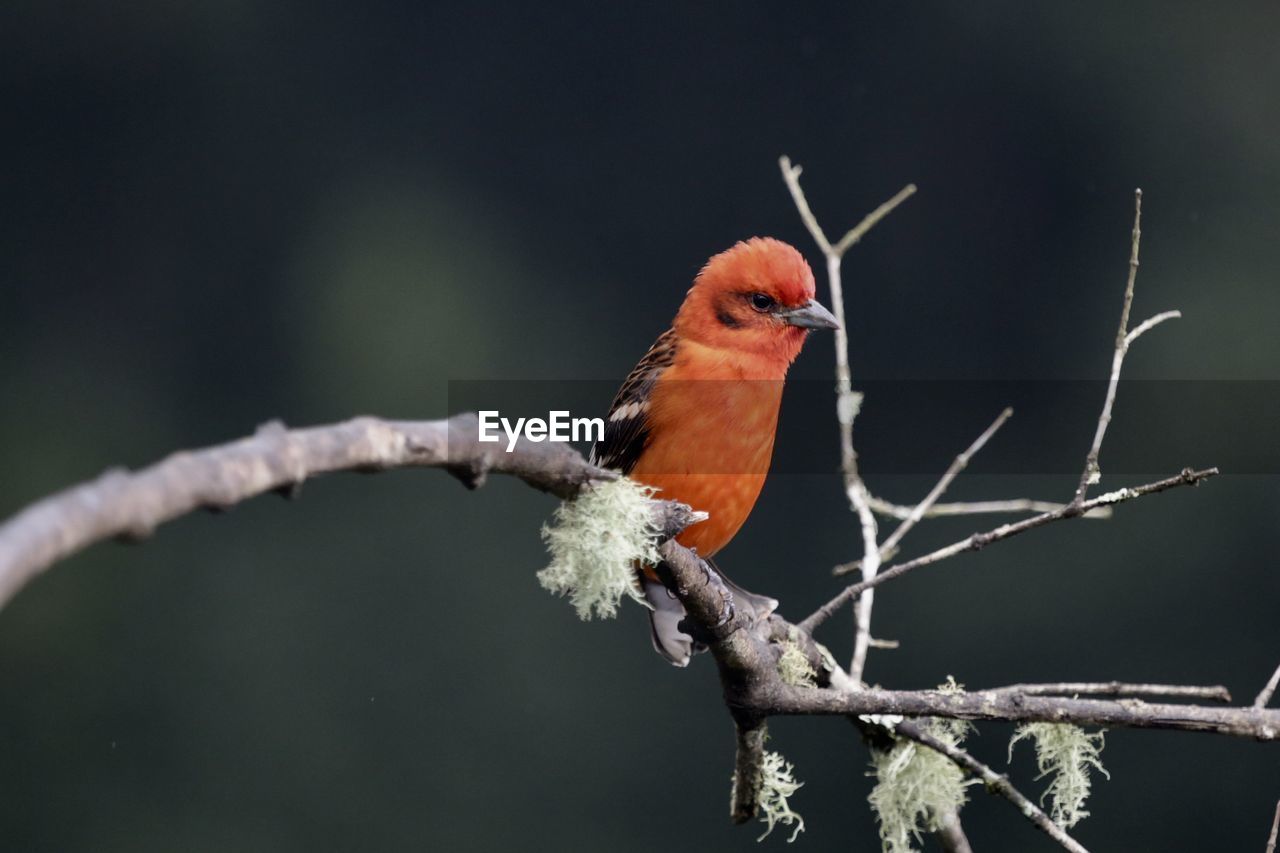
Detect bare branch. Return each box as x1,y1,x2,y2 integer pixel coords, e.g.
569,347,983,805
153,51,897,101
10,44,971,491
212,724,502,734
1073,189,1181,504
777,155,916,488
1125,310,1182,346
778,156,917,684
1266,799,1280,853
990,682,1232,703
809,466,1218,628
1116,189,1143,347
778,155,834,255
867,495,1113,521
730,720,769,823
894,720,1090,853
846,480,881,681
1255,662,1280,709
832,183,919,256
0,413,612,610
877,407,1013,560
766,684,1280,740
642,520,1278,744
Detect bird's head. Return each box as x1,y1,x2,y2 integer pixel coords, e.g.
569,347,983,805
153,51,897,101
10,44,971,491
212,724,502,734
674,237,839,365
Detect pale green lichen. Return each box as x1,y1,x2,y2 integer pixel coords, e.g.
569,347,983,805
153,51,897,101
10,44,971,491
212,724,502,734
756,750,806,843
867,679,976,853
1095,486,1137,503
1008,723,1109,829
777,629,817,688
538,478,657,620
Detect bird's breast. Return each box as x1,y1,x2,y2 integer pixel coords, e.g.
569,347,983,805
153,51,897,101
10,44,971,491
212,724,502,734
629,373,784,557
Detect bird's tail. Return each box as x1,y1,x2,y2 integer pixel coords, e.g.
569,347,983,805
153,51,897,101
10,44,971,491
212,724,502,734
642,560,778,667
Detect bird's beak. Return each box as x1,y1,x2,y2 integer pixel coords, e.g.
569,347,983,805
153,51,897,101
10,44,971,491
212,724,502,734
778,299,840,330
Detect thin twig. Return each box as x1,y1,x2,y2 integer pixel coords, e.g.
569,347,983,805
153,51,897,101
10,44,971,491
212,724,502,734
846,480,881,681
893,720,1090,853
877,408,1013,560
807,466,1218,629
832,184,920,256
867,495,1113,521
779,156,835,255
1255,662,1280,709
990,681,1232,703
778,155,916,683
1266,799,1280,853
1125,310,1182,346
1073,189,1180,504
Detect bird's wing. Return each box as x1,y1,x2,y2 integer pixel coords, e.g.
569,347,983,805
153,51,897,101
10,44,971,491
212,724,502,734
590,327,679,474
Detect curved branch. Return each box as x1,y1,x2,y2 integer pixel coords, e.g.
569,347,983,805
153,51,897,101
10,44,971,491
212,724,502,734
0,412,611,608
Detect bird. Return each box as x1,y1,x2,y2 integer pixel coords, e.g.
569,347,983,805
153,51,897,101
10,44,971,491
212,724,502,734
591,237,839,666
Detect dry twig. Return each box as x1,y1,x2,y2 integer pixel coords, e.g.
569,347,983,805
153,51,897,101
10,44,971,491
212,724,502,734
807,466,1218,629
877,407,1013,563
1073,190,1180,503
779,155,916,683
810,190,1206,641
867,495,1113,521
990,682,1232,703
1255,662,1280,709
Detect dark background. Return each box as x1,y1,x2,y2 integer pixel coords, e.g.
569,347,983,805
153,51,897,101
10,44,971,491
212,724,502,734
2,2,1278,850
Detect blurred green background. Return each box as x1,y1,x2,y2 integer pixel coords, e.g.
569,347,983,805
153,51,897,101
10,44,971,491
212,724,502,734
2,2,1278,850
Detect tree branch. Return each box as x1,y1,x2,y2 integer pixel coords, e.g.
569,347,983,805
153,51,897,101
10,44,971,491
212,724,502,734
808,467,1218,630
0,413,611,609
764,684,1280,740
1073,189,1180,504
877,407,1013,562
989,682,1232,703
779,155,917,683
730,720,768,823
0,401,1268,853
866,495,1113,521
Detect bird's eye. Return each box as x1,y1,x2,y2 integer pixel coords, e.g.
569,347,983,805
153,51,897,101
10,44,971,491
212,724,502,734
749,293,776,312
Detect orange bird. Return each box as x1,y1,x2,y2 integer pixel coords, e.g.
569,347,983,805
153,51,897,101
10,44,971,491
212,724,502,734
591,237,838,665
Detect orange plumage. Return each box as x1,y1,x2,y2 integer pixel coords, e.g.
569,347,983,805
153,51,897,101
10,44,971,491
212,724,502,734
591,237,838,664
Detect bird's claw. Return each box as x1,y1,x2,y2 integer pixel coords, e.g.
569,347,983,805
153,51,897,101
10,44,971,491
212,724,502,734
698,557,736,627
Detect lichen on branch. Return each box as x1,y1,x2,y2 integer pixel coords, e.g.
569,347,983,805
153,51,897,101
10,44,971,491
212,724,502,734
1008,723,1109,829
755,750,806,842
868,681,977,853
538,477,659,619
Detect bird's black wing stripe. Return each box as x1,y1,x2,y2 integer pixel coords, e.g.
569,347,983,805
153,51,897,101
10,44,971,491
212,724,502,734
590,328,678,475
